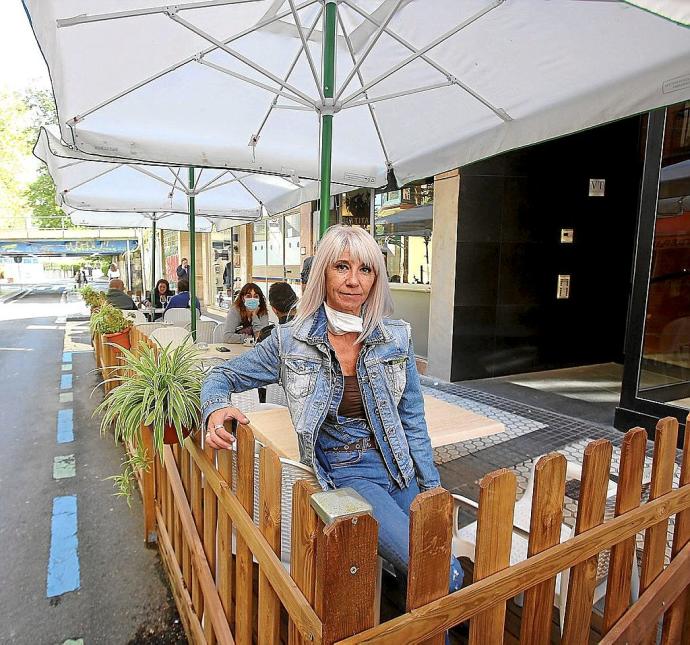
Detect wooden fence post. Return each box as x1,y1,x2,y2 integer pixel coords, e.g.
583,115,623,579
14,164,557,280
603,427,647,633
407,488,452,645
469,469,517,645
290,479,320,645
520,453,566,645
258,447,282,645
312,488,378,645
661,413,690,644
639,417,678,644
562,439,613,645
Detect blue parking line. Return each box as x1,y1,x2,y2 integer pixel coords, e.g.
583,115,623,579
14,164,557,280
60,374,72,390
57,409,74,444
47,496,80,597
62,352,72,363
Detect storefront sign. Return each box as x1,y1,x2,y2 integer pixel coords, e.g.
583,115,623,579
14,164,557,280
588,178,606,196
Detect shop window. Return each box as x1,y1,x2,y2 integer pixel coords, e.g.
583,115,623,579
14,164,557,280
374,180,433,284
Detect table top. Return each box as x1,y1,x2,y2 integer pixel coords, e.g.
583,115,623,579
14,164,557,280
196,342,252,362
248,394,504,462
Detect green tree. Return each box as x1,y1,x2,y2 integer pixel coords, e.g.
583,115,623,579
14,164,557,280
25,167,66,229
0,90,32,228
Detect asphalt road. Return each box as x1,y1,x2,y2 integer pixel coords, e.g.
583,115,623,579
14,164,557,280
0,283,185,645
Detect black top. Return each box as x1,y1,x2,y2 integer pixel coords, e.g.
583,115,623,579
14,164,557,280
338,376,365,419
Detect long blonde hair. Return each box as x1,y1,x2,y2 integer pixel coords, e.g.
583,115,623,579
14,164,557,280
296,225,393,341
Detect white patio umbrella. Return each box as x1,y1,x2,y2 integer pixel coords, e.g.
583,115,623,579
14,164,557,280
24,0,690,238
35,126,321,334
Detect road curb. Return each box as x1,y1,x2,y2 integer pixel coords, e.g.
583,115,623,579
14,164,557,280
0,288,28,304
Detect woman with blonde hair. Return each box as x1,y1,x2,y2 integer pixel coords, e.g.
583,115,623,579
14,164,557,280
202,225,462,591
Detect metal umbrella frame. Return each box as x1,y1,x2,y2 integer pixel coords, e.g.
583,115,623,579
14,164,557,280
24,0,690,239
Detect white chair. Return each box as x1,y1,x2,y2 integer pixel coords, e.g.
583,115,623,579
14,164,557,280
186,320,217,344
134,321,170,337
149,326,193,350
452,459,636,632
163,308,192,326
123,309,147,325
212,322,227,343
265,383,288,407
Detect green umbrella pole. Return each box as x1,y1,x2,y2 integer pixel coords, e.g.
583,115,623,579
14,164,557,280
151,217,157,307
319,0,337,238
188,167,197,339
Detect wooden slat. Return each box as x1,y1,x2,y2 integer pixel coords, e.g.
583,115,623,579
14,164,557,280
190,436,205,620
639,417,678,644
600,542,690,645
204,442,219,645
181,447,192,588
258,447,282,645
162,446,234,644
186,437,323,644
661,414,690,644
406,488,452,645
469,469,517,645
289,479,320,645
217,447,234,630
562,439,613,645
315,513,378,645
337,483,690,645
603,427,647,633
235,424,255,645
173,443,183,566
141,425,157,544
520,453,567,645
156,507,206,644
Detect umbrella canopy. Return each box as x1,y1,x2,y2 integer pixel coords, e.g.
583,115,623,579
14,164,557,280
34,127,322,218
24,0,690,193
67,210,214,233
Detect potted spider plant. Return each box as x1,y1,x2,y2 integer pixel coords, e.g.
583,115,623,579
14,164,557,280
95,340,204,502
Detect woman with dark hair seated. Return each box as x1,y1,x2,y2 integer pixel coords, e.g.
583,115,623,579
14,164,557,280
222,282,269,343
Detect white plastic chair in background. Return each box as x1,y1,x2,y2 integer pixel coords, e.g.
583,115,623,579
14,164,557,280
163,308,192,327
134,321,170,337
265,383,288,407
123,309,147,325
186,320,217,344
212,322,227,343
149,326,192,350
451,458,635,632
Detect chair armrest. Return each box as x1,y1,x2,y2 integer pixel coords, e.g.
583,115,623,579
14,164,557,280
451,493,479,538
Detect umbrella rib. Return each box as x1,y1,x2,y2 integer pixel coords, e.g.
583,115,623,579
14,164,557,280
167,167,188,195
63,163,124,192
343,81,455,108
337,10,392,169
340,0,507,117
128,165,180,190
198,174,255,194
252,6,323,143
171,13,317,107
228,170,266,214
196,169,232,193
62,0,317,125
198,59,314,108
57,0,267,27
334,0,406,103
287,0,324,101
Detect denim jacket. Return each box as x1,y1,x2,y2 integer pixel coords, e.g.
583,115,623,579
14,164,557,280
201,305,440,491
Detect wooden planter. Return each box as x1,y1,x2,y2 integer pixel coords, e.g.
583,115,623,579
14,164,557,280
102,327,131,392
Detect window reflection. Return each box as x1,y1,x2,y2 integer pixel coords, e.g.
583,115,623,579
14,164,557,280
640,101,690,408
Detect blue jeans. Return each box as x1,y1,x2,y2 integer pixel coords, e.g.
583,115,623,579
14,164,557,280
315,426,464,593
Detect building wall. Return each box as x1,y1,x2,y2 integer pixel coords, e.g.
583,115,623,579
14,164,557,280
451,117,644,381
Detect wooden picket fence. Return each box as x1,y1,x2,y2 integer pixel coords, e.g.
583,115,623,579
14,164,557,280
97,327,690,644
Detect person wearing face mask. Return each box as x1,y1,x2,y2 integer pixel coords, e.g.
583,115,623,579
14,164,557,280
222,282,269,343
202,226,464,603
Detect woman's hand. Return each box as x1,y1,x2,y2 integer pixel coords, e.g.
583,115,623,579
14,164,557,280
205,406,250,450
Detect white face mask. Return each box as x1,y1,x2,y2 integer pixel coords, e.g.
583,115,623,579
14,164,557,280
324,302,363,335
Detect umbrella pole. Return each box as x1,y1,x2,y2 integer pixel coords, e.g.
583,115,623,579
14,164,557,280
151,216,157,307
188,167,197,339
319,0,337,238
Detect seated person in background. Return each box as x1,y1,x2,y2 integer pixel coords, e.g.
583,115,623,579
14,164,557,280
144,279,175,320
105,278,137,310
256,282,298,343
223,282,269,343
165,277,201,314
